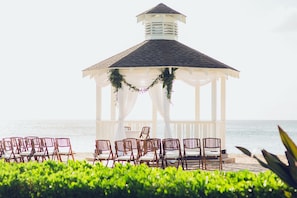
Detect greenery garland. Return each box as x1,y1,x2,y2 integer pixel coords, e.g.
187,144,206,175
108,68,177,100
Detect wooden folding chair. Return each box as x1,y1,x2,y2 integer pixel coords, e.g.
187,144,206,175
138,139,160,167
124,138,139,161
139,126,150,139
183,138,202,170
1,137,21,162
113,139,135,166
41,137,57,160
55,138,75,162
19,137,36,162
93,139,114,166
162,138,184,169
202,138,222,170
31,137,48,162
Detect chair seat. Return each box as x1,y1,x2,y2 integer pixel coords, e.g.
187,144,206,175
164,151,180,159
34,151,46,156
184,148,201,157
20,151,32,156
204,149,220,157
139,152,156,161
58,151,71,155
1,153,12,159
115,155,133,161
95,153,112,160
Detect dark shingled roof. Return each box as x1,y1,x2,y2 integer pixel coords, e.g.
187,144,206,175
109,39,237,71
137,3,184,16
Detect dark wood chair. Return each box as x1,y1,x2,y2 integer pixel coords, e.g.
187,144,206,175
138,139,160,167
93,139,114,166
202,138,222,170
162,138,184,169
41,137,56,160
1,137,21,162
183,138,202,170
55,137,75,162
113,139,136,166
124,138,139,161
139,126,150,139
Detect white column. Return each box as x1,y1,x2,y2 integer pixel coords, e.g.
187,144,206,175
221,77,226,152
96,85,102,139
195,85,200,121
211,79,217,142
152,104,157,138
221,77,226,121
96,85,102,121
211,79,217,122
110,87,116,120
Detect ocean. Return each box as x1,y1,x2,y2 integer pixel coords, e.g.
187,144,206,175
1,120,296,155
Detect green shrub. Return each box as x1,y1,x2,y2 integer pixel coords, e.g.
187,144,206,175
237,126,297,189
0,160,296,198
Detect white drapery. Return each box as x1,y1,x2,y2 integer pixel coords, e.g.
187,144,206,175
115,69,161,140
110,68,223,139
175,68,220,87
149,83,172,138
115,85,138,140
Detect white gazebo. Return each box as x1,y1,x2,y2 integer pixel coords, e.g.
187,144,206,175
82,3,239,153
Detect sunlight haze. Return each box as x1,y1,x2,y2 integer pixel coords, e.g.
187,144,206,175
0,0,297,121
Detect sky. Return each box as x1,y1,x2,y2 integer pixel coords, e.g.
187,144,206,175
0,0,297,121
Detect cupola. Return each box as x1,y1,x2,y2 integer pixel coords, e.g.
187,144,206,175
136,3,186,40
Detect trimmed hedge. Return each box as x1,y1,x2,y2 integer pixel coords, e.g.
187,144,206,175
0,160,296,198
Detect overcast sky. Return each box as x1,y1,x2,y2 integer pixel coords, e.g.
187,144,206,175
0,0,297,121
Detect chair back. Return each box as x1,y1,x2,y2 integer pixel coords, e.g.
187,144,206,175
124,138,138,159
0,140,3,156
183,138,200,149
183,138,201,155
2,137,20,162
148,138,162,156
55,138,73,154
202,138,221,156
95,139,113,155
10,137,22,154
41,137,56,159
136,139,145,158
139,126,150,139
115,140,133,157
56,138,71,148
162,138,181,152
2,138,13,153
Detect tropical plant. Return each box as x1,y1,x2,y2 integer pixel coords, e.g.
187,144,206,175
236,125,297,189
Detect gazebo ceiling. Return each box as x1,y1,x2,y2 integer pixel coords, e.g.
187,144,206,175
83,39,239,78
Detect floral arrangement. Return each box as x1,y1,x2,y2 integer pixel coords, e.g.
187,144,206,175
109,68,177,100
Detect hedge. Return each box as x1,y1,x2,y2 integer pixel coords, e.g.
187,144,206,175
0,160,296,198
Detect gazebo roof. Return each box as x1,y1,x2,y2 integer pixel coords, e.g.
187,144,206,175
136,3,186,23
83,39,239,78
83,3,239,79
138,3,184,15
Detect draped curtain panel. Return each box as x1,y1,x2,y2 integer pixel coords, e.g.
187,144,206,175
149,83,172,138
95,68,223,139
115,85,138,140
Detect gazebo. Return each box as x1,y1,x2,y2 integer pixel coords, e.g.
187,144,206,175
82,3,239,153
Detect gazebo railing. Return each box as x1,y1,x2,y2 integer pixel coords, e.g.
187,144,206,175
96,120,225,150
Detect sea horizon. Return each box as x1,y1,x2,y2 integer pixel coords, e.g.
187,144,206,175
1,119,296,155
